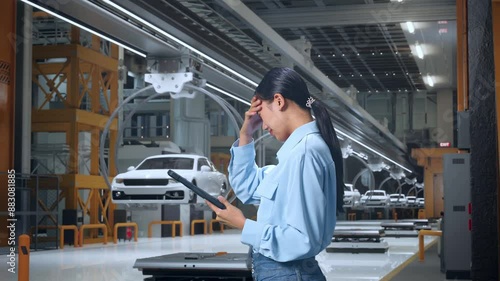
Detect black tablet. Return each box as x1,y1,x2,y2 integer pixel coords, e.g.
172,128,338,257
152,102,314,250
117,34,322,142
167,170,226,209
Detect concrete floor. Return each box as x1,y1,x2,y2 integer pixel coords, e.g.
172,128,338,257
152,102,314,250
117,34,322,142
0,222,439,281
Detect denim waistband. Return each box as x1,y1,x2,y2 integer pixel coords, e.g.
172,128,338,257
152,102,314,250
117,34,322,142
251,252,325,281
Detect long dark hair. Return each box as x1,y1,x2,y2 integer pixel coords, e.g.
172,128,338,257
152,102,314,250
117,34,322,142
255,67,345,213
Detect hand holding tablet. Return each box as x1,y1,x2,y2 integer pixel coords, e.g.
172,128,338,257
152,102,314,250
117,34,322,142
167,169,226,209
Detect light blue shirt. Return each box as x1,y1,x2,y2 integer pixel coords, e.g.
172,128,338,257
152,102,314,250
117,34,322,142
229,121,338,262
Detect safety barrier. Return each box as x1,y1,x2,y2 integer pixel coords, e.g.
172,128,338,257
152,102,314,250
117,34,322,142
418,209,426,219
19,234,30,281
209,219,224,234
148,220,183,238
79,224,108,246
113,222,138,244
191,219,207,235
392,209,398,221
347,213,356,221
58,225,79,249
418,229,442,261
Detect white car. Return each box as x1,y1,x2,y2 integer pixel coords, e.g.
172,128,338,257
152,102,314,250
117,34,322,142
406,196,417,207
360,190,390,207
416,198,425,208
343,184,361,208
111,154,229,204
389,193,408,208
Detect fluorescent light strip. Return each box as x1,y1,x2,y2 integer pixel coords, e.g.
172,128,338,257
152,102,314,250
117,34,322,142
102,0,258,88
426,74,434,87
335,128,413,173
206,83,251,105
406,21,415,34
20,0,146,58
415,42,424,59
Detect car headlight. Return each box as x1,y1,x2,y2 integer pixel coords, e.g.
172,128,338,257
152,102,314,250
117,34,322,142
114,178,124,184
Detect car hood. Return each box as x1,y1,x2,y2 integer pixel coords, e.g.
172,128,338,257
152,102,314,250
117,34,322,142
115,169,193,180
344,191,360,196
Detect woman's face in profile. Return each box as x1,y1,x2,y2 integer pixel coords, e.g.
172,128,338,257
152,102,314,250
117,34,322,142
257,98,287,142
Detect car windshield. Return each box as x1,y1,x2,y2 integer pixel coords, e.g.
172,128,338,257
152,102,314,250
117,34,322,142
344,185,353,191
391,194,404,198
136,157,194,170
366,191,385,196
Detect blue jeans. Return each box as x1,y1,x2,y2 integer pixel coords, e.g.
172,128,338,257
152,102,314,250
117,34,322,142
251,252,326,281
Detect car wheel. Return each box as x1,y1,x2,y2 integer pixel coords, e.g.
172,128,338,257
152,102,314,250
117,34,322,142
221,182,227,196
189,181,198,203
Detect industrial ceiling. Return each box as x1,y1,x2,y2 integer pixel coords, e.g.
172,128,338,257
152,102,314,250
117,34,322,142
30,0,458,177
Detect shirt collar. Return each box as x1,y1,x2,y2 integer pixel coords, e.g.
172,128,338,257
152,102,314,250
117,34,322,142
276,121,319,162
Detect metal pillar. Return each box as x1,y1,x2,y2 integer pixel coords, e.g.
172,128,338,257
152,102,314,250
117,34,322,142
14,1,33,237
456,0,469,112
468,0,499,279
493,1,500,277
0,0,16,247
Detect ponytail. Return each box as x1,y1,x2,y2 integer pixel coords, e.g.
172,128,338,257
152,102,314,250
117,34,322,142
310,99,345,214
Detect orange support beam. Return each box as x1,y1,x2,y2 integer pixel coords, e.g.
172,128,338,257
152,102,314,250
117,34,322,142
411,148,459,218
31,20,119,245
31,109,118,130
456,0,469,112
0,0,16,247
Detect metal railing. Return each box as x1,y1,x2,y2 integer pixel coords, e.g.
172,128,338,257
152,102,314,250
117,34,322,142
0,172,60,254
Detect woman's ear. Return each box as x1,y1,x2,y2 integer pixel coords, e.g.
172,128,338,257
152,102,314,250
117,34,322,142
274,93,286,110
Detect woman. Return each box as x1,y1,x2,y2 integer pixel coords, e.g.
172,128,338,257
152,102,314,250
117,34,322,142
206,67,345,280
